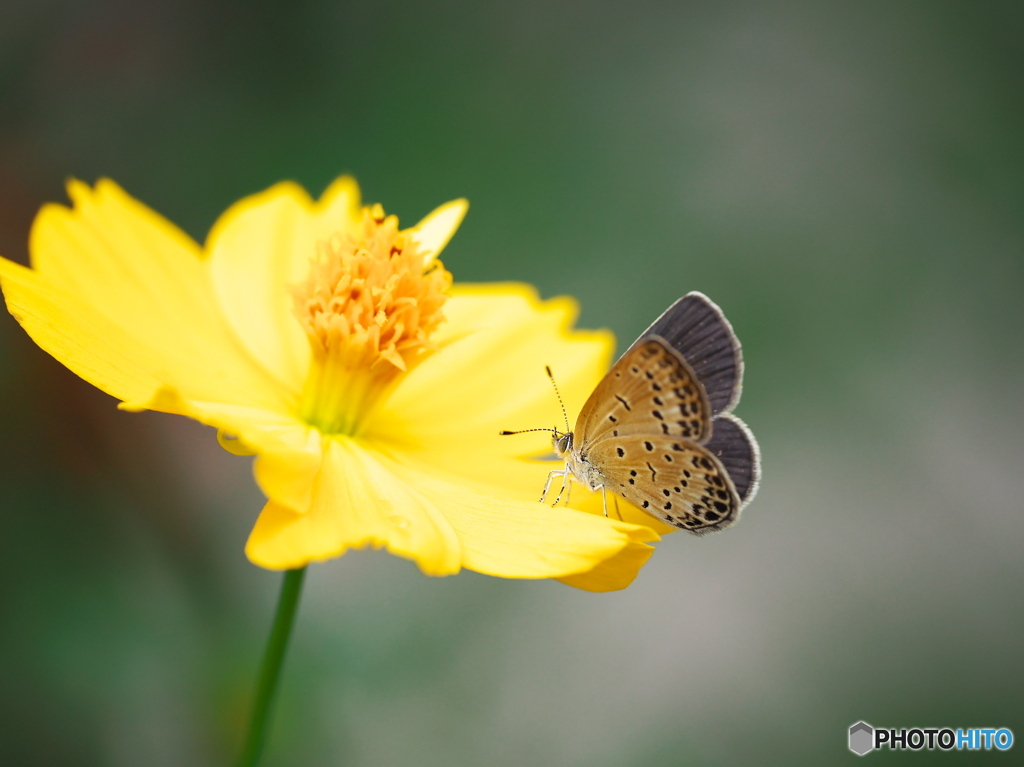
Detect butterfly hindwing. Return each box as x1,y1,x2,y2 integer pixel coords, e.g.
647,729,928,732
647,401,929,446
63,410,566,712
627,292,743,415
574,337,712,446
584,434,741,533
705,412,761,506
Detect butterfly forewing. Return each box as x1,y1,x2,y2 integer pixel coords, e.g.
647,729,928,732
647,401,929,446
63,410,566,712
627,292,743,415
585,434,740,532
574,338,712,445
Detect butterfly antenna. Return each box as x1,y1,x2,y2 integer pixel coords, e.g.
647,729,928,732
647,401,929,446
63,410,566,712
498,427,556,436
545,365,571,434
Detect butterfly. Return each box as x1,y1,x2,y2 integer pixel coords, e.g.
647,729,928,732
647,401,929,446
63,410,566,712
502,292,760,534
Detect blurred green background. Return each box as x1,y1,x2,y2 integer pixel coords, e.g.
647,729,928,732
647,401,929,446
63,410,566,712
1,1,1022,764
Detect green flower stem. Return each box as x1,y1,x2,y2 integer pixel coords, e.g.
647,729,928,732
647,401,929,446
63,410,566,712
237,567,307,767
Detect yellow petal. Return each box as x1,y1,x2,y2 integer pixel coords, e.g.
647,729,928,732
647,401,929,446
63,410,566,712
316,175,364,230
253,447,322,516
206,183,316,392
375,442,665,587
374,450,655,580
18,179,289,411
557,533,658,592
409,198,469,263
205,176,365,393
246,437,462,574
0,258,163,403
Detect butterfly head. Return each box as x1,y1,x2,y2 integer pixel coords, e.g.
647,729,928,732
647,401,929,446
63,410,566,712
553,429,573,458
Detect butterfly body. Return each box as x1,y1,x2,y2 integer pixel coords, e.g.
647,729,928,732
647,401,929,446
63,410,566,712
540,293,760,535
553,432,602,493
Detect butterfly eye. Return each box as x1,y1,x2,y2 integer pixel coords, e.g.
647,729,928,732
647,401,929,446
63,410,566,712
554,433,573,455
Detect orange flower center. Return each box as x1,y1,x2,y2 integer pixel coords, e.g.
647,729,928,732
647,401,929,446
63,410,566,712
292,204,451,434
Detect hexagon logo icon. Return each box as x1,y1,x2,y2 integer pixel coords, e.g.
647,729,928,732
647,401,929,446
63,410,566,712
849,721,874,756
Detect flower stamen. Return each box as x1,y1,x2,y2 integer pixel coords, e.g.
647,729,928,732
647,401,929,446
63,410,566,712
292,206,451,434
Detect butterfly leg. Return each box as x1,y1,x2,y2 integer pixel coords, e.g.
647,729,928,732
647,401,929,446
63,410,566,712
551,471,571,506
601,487,609,518
613,494,623,521
540,469,566,503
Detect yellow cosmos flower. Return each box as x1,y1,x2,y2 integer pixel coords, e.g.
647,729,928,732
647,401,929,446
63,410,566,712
0,177,659,591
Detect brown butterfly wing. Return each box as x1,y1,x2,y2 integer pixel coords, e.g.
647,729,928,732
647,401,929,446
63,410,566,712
574,337,712,445
583,435,741,533
572,336,738,533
